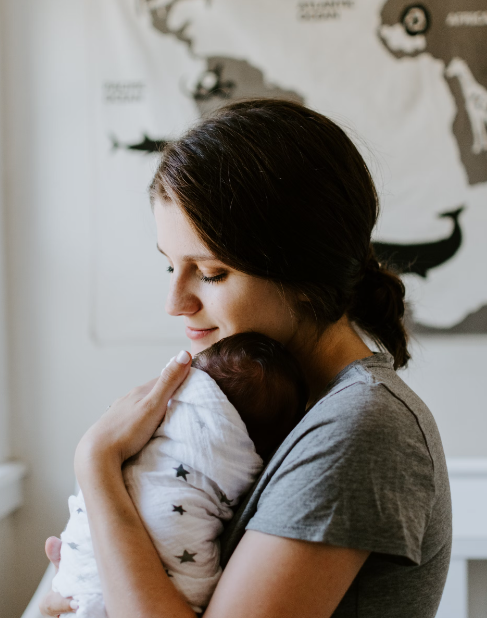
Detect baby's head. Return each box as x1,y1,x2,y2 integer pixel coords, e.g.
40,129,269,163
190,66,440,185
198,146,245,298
191,332,309,461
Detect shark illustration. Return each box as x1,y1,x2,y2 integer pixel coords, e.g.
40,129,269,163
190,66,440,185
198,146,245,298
110,133,169,154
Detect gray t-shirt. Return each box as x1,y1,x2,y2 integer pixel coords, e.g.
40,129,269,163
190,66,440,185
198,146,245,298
219,352,452,617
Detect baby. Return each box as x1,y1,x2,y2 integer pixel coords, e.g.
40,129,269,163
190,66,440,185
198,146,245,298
52,332,309,616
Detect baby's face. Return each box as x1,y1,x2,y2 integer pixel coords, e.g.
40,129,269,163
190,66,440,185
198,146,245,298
154,199,302,355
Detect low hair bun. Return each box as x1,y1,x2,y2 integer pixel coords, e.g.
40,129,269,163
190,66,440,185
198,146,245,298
349,247,410,369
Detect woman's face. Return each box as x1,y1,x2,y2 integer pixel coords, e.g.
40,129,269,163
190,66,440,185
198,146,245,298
154,199,303,355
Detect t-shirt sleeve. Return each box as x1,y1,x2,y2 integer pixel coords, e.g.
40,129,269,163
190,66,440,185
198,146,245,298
245,382,436,565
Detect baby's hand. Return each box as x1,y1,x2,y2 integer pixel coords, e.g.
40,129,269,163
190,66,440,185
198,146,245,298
39,537,78,616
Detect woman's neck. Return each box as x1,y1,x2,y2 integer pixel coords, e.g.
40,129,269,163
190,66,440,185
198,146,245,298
291,315,374,411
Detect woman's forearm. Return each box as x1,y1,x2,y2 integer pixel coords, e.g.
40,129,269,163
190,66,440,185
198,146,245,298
79,457,197,618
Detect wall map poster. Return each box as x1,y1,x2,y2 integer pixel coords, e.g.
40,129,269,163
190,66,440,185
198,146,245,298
88,0,487,343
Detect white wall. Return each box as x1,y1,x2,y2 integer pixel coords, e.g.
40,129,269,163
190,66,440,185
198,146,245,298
401,335,487,457
0,0,10,467
0,3,15,614
0,1,485,617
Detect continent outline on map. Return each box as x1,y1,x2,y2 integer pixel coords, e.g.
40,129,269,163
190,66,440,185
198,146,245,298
379,0,487,185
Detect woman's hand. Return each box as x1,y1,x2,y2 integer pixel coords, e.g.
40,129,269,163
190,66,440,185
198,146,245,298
39,537,77,616
74,351,192,479
40,352,191,617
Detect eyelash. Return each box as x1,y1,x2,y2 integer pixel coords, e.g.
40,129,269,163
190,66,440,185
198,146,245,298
166,265,226,284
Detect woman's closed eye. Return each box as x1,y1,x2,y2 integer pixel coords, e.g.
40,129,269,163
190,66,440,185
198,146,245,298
199,273,226,284
166,265,226,284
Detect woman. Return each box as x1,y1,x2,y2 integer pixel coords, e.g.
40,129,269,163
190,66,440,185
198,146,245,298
40,99,451,618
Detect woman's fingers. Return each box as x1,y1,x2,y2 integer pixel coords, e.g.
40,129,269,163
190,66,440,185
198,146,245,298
41,537,78,615
130,352,191,403
45,536,62,573
134,377,159,399
39,589,76,616
75,351,193,472
144,350,192,408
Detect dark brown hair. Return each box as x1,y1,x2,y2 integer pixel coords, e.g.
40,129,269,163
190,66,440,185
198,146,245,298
150,99,410,368
192,332,309,460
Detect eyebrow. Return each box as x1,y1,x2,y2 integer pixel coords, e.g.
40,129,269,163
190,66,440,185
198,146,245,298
156,244,217,262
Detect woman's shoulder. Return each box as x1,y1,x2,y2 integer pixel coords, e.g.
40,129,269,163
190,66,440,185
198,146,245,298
311,352,423,418
246,352,450,537
305,352,443,467
271,353,435,484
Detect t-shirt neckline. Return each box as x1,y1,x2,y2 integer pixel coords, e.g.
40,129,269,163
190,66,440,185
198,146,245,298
307,351,395,412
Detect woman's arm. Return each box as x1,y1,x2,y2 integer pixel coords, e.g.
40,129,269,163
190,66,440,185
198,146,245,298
79,451,369,618
79,454,368,618
206,531,369,618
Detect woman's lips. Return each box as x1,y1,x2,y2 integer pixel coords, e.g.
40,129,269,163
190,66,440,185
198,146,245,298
185,326,218,340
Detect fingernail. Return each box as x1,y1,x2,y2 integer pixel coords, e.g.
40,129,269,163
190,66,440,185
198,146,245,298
175,350,191,365
70,600,79,610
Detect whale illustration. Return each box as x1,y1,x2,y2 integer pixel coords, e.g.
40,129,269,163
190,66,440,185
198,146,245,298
373,207,464,278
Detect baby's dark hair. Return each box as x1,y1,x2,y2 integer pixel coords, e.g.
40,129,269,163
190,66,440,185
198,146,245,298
192,332,309,461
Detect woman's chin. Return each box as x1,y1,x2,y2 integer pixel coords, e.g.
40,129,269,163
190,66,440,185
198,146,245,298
190,338,215,356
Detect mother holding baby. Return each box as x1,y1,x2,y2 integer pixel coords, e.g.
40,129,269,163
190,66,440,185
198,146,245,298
41,99,451,618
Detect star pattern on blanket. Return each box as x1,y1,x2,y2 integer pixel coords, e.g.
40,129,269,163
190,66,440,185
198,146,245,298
76,508,84,514
219,491,233,505
175,549,197,563
68,542,80,550
172,504,187,515
196,419,207,429
173,464,190,481
77,575,89,582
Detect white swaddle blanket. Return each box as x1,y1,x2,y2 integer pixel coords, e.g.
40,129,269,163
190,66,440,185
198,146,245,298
52,367,264,616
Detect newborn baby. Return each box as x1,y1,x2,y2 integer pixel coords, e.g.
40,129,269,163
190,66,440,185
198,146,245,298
52,332,309,616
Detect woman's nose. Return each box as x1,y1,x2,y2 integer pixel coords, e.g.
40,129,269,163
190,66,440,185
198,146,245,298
165,276,202,317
